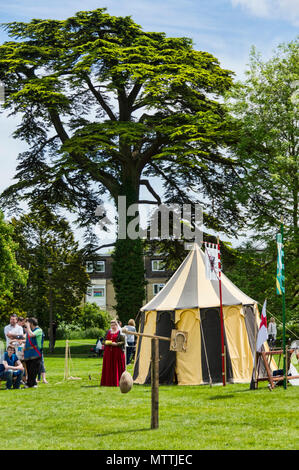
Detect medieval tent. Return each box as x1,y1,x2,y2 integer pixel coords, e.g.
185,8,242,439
133,244,274,385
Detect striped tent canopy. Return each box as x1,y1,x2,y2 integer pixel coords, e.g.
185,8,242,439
141,244,255,311
133,244,275,386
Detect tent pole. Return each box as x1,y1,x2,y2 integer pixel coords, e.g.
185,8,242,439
151,337,159,429
217,237,226,386
280,218,287,390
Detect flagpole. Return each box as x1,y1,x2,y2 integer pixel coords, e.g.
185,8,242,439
217,237,226,386
281,217,287,390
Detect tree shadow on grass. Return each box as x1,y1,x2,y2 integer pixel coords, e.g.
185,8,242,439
208,394,236,400
208,387,264,400
96,427,151,437
43,344,93,357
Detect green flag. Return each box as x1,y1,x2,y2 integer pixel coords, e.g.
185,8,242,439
276,233,285,295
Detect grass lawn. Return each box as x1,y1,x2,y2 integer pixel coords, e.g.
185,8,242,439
1,340,298,450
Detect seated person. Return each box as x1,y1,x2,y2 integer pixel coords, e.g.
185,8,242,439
0,345,24,389
291,348,299,367
90,337,104,357
272,349,299,386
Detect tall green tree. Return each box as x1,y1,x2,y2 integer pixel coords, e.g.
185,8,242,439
226,40,299,328
0,9,240,322
11,207,90,343
227,39,299,243
0,211,27,321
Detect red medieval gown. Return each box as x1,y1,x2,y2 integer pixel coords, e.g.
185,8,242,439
100,330,126,386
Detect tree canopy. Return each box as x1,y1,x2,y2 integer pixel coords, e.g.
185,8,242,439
0,8,242,321
227,40,299,241
0,8,239,228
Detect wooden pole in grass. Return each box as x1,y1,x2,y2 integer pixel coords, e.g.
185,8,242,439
64,339,69,380
281,218,287,390
217,237,226,386
151,337,159,429
123,328,171,430
276,216,287,389
123,328,187,429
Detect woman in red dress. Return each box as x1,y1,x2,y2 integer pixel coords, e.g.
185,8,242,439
100,319,126,386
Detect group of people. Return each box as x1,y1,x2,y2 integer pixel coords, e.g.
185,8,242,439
1,313,136,389
100,318,137,387
0,314,46,389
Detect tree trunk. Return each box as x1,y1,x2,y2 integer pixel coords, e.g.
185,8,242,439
111,176,147,324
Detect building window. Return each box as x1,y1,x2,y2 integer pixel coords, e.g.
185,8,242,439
152,260,165,272
86,260,105,273
95,260,105,273
86,261,94,273
87,287,93,297
93,287,105,298
153,283,165,296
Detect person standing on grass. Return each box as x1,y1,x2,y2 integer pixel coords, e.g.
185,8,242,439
23,317,44,388
100,319,126,387
123,319,137,365
4,314,24,348
268,317,277,349
37,353,48,384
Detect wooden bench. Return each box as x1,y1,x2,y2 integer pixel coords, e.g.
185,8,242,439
256,348,299,390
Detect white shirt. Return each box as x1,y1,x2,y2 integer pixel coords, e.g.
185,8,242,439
267,322,277,338
4,324,24,348
124,325,136,344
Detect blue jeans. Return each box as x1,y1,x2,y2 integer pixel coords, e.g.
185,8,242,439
0,369,23,389
126,342,135,364
37,354,45,380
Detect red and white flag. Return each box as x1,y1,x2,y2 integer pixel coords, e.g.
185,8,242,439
204,243,221,280
256,300,268,352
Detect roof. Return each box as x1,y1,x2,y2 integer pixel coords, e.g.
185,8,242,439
141,244,255,311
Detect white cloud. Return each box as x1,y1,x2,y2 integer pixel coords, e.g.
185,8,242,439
231,0,299,26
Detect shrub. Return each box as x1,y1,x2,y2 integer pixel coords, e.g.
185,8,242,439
277,320,299,346
55,321,107,340
55,321,81,340
77,303,111,330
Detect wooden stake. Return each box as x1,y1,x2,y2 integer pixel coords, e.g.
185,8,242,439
217,236,226,386
151,337,159,429
261,351,275,389
64,339,69,380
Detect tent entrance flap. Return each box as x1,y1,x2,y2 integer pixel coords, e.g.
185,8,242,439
200,308,233,384
145,311,176,385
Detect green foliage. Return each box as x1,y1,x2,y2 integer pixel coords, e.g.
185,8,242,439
76,302,111,330
225,240,298,330
112,237,146,324
0,8,241,317
222,39,299,337
8,207,90,331
0,8,237,231
226,39,299,239
0,211,27,319
55,322,105,340
277,321,299,345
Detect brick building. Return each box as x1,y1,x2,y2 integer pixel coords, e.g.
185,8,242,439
85,254,172,315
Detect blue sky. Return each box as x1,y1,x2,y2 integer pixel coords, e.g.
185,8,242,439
0,0,298,243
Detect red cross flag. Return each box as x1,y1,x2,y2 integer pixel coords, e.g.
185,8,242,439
204,243,221,280
256,300,268,352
